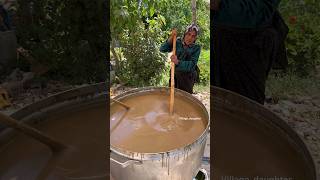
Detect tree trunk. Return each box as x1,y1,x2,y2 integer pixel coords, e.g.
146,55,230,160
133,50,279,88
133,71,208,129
192,0,197,23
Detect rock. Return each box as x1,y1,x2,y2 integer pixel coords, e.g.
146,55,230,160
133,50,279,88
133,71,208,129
265,96,279,104
280,100,296,110
1,81,24,97
6,68,23,82
0,87,11,109
21,72,35,89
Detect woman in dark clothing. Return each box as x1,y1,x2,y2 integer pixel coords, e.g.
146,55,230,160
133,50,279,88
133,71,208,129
160,24,201,94
0,4,10,31
212,0,287,104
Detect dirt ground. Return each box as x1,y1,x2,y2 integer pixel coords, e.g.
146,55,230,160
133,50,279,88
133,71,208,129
265,96,320,178
0,81,84,115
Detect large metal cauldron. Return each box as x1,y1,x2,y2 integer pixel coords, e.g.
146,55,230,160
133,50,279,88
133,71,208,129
110,87,210,180
0,83,108,179
212,86,318,180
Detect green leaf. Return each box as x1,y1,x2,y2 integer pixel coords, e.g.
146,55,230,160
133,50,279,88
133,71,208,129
150,6,155,17
304,0,315,4
142,8,147,16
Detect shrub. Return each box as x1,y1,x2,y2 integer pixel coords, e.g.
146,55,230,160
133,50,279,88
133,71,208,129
279,0,320,77
16,0,106,84
117,23,167,86
197,49,210,85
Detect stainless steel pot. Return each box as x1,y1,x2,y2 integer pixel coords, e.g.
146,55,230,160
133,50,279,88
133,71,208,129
212,86,318,180
110,87,210,180
0,83,108,179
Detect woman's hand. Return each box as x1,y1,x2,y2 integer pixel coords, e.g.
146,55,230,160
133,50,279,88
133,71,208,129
171,29,177,38
170,55,179,65
168,28,177,44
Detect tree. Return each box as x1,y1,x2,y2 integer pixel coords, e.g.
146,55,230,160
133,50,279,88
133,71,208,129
16,0,107,83
110,0,210,85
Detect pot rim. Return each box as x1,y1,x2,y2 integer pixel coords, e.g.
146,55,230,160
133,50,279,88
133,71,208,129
110,86,210,161
212,86,318,180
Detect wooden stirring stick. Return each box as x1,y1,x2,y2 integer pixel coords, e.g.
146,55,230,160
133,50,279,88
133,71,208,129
169,34,177,115
110,98,131,134
111,98,130,110
0,112,67,152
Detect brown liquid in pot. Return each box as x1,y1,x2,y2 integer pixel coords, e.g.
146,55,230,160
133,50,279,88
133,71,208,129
110,93,208,153
0,105,107,179
213,110,309,179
